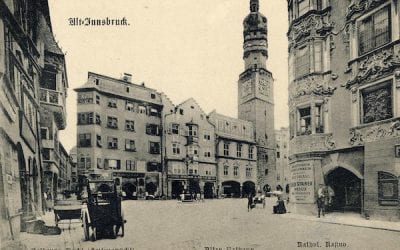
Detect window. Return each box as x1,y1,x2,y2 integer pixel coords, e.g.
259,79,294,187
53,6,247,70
150,93,156,99
314,42,322,72
358,7,390,55
277,151,281,158
315,104,324,133
188,125,198,137
107,98,117,108
107,137,118,149
378,171,399,206
125,120,135,131
77,93,93,104
179,109,184,115
249,146,254,159
126,87,130,93
77,112,94,125
224,142,229,156
97,158,102,169
295,46,310,78
40,127,49,140
204,151,211,157
246,167,252,177
107,116,118,129
188,146,199,156
79,157,91,170
126,101,134,111
171,123,179,134
298,0,309,17
298,107,311,135
78,133,91,147
234,166,239,176
95,79,99,85
125,139,136,151
146,124,160,136
223,166,229,176
361,81,393,124
149,142,160,154
203,131,211,141
237,144,242,158
104,159,120,170
96,95,100,104
126,160,136,171
95,114,101,125
172,143,180,155
149,108,159,117
96,135,102,147
138,105,146,114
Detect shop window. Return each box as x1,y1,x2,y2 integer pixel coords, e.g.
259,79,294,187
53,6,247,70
107,137,118,149
149,142,160,154
358,6,390,55
378,171,399,206
78,133,91,147
125,139,136,151
361,81,393,124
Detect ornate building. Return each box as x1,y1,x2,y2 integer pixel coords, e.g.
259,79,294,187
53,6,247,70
275,128,290,191
287,0,399,221
238,0,276,192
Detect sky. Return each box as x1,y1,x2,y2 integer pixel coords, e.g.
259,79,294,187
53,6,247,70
48,0,289,152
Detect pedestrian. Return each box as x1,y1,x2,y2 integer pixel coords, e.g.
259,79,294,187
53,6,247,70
43,192,48,211
247,194,254,212
317,184,326,218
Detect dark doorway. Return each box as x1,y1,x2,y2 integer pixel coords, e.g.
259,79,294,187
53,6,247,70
326,167,362,212
222,181,241,198
122,183,136,199
146,182,157,195
204,182,214,199
17,144,29,216
242,181,256,197
171,180,184,199
189,179,200,194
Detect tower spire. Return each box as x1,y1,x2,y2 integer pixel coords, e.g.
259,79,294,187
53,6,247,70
250,0,259,12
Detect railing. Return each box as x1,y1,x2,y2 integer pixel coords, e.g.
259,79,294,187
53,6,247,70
39,88,64,106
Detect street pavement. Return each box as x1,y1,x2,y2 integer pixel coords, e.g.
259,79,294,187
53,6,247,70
18,198,400,250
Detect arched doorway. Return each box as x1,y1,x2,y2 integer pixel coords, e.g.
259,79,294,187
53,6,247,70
17,144,29,215
146,182,157,195
242,181,256,197
222,181,240,198
326,167,361,212
171,180,184,199
189,179,200,194
204,182,214,199
122,183,136,199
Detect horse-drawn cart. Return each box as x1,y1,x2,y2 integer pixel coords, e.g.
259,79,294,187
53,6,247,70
81,179,126,241
53,199,82,228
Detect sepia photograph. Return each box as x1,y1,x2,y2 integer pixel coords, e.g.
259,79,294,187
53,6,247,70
0,0,399,249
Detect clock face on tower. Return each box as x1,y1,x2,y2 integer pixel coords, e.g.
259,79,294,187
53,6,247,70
241,79,253,98
258,78,270,97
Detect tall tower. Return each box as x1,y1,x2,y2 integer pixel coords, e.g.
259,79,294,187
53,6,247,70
238,0,276,191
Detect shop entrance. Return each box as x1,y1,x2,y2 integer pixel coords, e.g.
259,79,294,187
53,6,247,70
326,167,361,212
122,183,136,199
171,180,184,199
242,181,256,197
222,181,240,198
204,182,214,199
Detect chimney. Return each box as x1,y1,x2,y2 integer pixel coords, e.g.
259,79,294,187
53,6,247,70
121,73,132,83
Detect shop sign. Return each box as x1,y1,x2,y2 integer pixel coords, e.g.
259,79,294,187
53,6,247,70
112,172,145,178
290,162,314,203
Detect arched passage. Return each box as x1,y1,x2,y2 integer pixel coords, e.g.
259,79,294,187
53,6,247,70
171,180,184,199
122,183,136,199
242,181,256,197
204,182,214,199
222,181,241,198
146,182,157,195
326,167,362,212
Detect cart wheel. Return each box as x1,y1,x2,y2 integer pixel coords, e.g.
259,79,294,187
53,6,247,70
120,222,124,237
83,215,89,241
91,227,97,242
111,225,117,239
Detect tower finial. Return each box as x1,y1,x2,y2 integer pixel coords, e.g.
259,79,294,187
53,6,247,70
250,0,259,12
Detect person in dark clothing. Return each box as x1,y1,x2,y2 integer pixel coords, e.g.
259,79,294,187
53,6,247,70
247,194,254,212
273,196,286,214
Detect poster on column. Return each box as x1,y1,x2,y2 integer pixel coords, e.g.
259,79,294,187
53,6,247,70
290,161,314,203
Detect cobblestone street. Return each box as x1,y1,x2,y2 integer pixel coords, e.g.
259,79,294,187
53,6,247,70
19,198,400,250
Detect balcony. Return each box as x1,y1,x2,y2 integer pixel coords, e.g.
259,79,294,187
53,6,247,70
39,88,66,129
289,133,335,155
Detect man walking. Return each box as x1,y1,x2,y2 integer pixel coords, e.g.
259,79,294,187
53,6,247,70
248,194,254,212
317,184,326,218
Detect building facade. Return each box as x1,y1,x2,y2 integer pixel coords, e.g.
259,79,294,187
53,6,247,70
287,0,399,221
275,128,290,192
238,0,276,193
164,99,217,198
0,0,69,247
75,72,163,199
208,111,258,197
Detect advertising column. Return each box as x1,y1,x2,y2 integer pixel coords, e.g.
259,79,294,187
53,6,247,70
290,161,315,214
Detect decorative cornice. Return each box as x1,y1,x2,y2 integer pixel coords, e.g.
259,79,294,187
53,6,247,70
289,74,336,105
288,12,334,45
344,45,400,88
346,0,387,20
349,118,400,146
